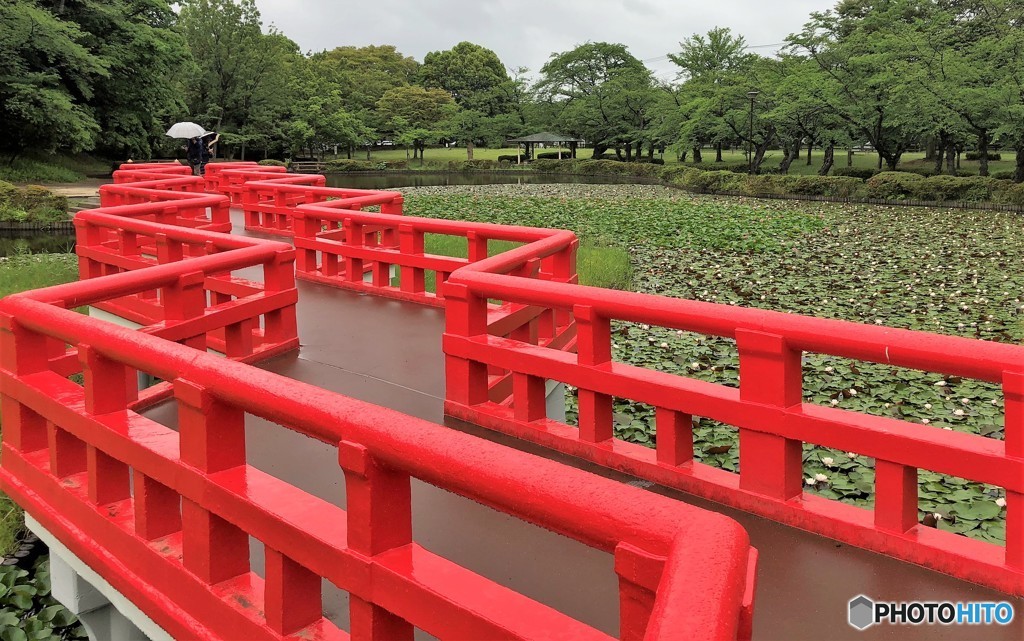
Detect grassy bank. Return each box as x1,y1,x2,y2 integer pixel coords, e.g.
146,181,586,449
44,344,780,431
401,184,1019,544
0,254,79,555
0,154,110,184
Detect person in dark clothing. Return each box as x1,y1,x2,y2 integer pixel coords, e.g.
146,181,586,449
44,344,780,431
185,137,203,175
196,132,219,176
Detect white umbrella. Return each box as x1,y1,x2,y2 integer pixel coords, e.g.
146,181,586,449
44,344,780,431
166,122,210,139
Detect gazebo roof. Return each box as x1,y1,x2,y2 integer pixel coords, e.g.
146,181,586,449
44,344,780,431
507,132,582,143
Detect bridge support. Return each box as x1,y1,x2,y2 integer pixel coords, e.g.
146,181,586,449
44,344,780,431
27,515,169,641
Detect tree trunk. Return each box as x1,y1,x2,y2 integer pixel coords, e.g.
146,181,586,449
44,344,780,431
624,143,632,161
924,137,936,161
778,142,798,174
818,142,835,176
346,146,352,160
693,147,702,163
806,139,813,165
751,142,769,173
240,140,246,161
647,143,655,159
946,140,956,175
847,149,854,167
877,153,883,170
678,150,688,163
977,131,990,177
934,131,948,175
1015,144,1024,183
883,152,901,171
934,146,945,175
466,140,474,160
715,143,723,162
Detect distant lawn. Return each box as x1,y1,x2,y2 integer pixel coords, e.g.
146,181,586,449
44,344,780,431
0,154,110,184
352,145,1015,177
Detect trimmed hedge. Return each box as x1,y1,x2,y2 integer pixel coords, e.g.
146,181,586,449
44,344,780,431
966,152,1002,161
832,166,879,179
0,182,67,224
258,159,286,167
448,159,497,171
323,159,408,171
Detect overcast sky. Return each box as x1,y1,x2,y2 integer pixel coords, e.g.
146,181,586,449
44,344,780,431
255,0,833,82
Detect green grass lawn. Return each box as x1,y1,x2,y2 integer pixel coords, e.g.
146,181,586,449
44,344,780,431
401,183,1020,544
0,254,79,555
355,145,1016,177
0,154,111,184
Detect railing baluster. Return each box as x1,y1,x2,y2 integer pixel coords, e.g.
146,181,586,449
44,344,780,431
575,305,613,443
339,441,414,641
175,379,249,584
444,283,489,406
656,408,693,466
264,547,321,635
735,329,803,500
399,224,424,294
874,461,919,534
1004,371,1023,569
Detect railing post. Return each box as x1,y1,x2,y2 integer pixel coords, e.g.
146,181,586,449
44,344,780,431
656,408,693,466
381,195,403,216
264,548,321,635
614,542,664,641
164,271,207,350
398,224,424,294
339,441,414,641
444,283,489,406
1004,371,1023,569
0,314,49,453
467,231,488,263
175,379,249,584
79,345,131,506
574,305,613,443
874,461,918,534
344,219,364,283
735,329,803,500
263,248,298,345
293,212,319,275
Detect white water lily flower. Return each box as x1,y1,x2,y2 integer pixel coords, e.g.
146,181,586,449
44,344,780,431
924,403,932,410
830,399,839,406
805,477,815,486
691,362,700,369
991,399,999,406
934,381,947,386
922,419,930,424
953,409,965,417
996,498,1007,508
660,342,668,348
934,513,943,521
943,427,953,431
824,366,834,373
822,457,834,467
814,473,828,482
846,452,857,458
961,398,970,404
849,388,857,396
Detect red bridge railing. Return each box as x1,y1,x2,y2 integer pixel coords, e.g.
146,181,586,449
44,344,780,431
443,263,1024,595
163,161,1020,595
0,162,759,640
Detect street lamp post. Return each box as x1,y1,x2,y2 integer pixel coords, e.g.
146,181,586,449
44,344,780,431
747,90,759,174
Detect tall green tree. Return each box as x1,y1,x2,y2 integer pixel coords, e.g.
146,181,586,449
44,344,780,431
0,1,106,160
375,86,456,161
418,41,512,116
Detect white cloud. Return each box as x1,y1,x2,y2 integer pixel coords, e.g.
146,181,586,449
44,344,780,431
255,0,831,80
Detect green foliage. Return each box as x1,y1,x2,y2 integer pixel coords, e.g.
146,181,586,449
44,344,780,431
864,171,926,200
447,160,497,171
966,152,1002,161
0,185,67,225
257,159,286,167
419,42,511,116
324,159,379,172
0,558,87,641
832,167,879,179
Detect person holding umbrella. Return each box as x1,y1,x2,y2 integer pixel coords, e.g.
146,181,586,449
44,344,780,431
166,122,217,175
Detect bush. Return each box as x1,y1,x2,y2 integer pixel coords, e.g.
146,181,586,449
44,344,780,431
15,185,66,213
831,166,878,179
864,172,925,199
965,152,1002,161
787,176,865,198
0,206,29,223
530,159,575,173
447,159,496,171
690,162,749,174
0,180,16,208
915,175,998,202
635,157,665,165
681,170,744,193
497,155,524,163
324,159,378,172
992,171,1015,180
658,165,698,183
257,159,286,167
995,182,1024,206
900,166,938,178
536,151,574,160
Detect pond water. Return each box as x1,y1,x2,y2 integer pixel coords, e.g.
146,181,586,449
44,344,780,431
0,173,652,257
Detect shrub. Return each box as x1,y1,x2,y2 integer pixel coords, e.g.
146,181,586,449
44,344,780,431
529,159,574,173
992,170,1015,180
739,174,789,196
965,152,1002,161
324,159,378,172
658,165,698,183
682,170,744,193
787,176,865,198
690,162,749,174
257,159,286,167
0,180,16,207
864,172,925,199
536,151,574,160
915,175,998,202
900,166,938,178
831,166,878,179
995,182,1024,206
447,159,497,171
635,157,665,165
497,155,524,163
0,206,29,223
14,185,66,214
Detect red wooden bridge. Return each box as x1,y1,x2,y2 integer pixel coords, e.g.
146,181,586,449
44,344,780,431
0,162,1021,640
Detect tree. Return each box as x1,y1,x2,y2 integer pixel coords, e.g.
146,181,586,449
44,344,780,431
59,0,191,159
787,1,930,170
0,1,106,161
419,42,511,116
285,57,370,160
177,0,299,139
375,86,456,161
315,45,418,126
536,42,655,157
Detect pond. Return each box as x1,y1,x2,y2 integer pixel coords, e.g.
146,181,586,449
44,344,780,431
0,172,655,256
